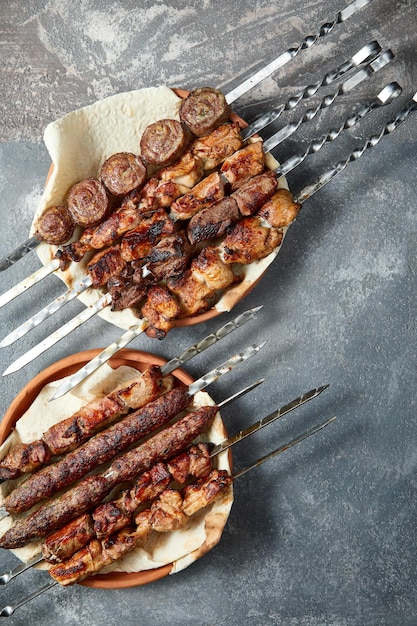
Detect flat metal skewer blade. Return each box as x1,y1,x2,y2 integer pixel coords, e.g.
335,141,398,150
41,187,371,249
48,318,149,401
2,294,112,376
233,416,337,479
161,305,263,376
0,554,43,586
0,259,60,309
263,49,394,153
241,39,381,139
276,81,402,178
50,305,264,401
211,384,329,456
0,579,58,617
186,341,267,397
225,0,374,103
0,275,93,347
0,236,40,272
217,378,265,408
295,90,417,204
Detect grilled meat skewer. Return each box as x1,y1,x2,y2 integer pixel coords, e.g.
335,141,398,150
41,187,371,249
0,366,171,481
40,383,327,564
0,405,219,549
49,468,231,585
0,1,375,275
0,377,264,584
50,410,337,586
3,388,189,515
42,443,213,564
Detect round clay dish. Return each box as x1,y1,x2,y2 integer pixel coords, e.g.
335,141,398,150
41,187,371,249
0,349,195,589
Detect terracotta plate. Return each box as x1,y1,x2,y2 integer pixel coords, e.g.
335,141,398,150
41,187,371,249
43,88,264,329
0,349,225,589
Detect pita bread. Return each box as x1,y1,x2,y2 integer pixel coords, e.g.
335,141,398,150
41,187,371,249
31,86,289,330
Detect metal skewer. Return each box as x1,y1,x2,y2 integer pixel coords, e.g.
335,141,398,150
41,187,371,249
10,303,263,395
295,89,417,204
225,0,373,103
240,39,381,139
0,410,336,616
2,293,113,376
0,0,373,276
274,81,402,178
263,49,394,153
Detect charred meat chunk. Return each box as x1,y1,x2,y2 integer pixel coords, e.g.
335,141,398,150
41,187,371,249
100,152,147,196
187,197,240,245
180,87,231,137
140,119,190,167
33,205,75,245
231,170,278,216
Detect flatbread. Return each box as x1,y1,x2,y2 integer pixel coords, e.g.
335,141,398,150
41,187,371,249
0,364,233,578
31,86,289,330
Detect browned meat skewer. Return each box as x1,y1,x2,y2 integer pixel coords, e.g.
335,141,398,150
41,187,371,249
0,404,217,548
0,366,171,481
140,187,301,338
187,169,279,245
4,388,189,515
42,443,212,564
48,468,231,585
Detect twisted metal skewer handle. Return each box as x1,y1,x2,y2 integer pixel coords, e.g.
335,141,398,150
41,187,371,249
296,91,417,204
263,49,394,153
278,82,403,177
225,0,374,103
241,40,381,139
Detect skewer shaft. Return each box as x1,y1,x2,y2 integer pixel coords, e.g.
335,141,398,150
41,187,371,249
49,305,263,401
241,40,382,140
263,49,394,153
0,259,59,308
276,82,402,177
225,0,373,103
295,90,417,204
2,293,112,376
0,236,40,272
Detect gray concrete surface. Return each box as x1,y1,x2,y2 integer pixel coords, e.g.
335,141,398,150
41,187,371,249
0,1,416,624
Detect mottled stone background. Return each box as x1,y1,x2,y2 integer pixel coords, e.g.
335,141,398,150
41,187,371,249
0,1,416,624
